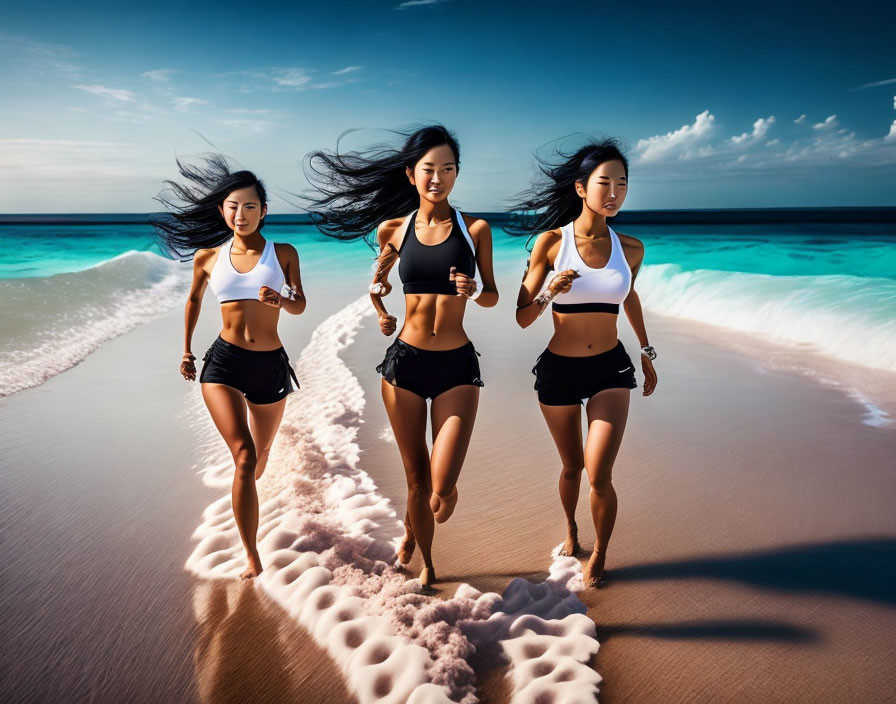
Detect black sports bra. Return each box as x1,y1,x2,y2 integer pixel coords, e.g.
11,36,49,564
398,208,476,295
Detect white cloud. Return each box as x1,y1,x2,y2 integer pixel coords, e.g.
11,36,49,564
813,114,839,130
142,69,176,83
794,114,807,124
885,120,896,143
633,111,896,176
214,118,275,134
271,68,313,90
853,77,896,90
0,33,84,80
634,110,715,163
332,66,361,75
396,0,445,8
731,115,775,145
74,84,136,102
173,97,207,112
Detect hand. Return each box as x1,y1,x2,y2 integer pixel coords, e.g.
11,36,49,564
378,312,397,336
259,286,281,308
548,269,580,296
641,355,657,396
450,267,478,298
369,280,393,296
180,353,196,381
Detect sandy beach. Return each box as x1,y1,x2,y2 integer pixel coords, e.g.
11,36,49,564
2,260,895,703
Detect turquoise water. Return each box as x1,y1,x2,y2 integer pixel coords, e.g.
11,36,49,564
1,223,893,280
1,221,895,397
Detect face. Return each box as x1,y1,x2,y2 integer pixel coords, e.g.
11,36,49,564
406,144,458,204
575,159,627,217
218,185,267,235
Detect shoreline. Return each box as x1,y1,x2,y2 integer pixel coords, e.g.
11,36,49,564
2,284,894,702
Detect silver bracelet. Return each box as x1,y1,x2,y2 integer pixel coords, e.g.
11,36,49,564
640,345,657,360
369,282,387,295
280,284,297,301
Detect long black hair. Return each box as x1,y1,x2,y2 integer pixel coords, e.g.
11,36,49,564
303,124,461,248
152,153,268,261
505,137,629,244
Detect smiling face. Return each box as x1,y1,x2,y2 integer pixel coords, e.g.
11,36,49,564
406,143,458,205
575,159,628,217
218,185,267,235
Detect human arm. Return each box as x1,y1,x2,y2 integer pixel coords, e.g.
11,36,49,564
515,230,577,328
370,220,402,336
181,249,213,380
456,216,499,307
620,236,657,396
262,243,307,315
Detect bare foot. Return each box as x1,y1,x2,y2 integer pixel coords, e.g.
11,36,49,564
419,566,436,587
397,525,416,565
559,524,582,557
432,486,458,524
584,551,607,589
240,553,264,581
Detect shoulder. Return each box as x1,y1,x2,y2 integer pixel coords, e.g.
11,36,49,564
532,228,563,253
615,231,643,249
193,247,216,269
615,231,645,265
376,216,408,248
460,212,491,236
273,242,299,259
526,228,563,267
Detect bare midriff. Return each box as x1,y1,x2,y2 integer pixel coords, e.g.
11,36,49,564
399,293,470,349
547,310,620,356
218,301,283,350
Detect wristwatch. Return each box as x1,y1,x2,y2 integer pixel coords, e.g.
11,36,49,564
640,345,657,361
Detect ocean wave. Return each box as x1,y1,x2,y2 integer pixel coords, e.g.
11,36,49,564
637,264,896,372
186,296,602,703
0,250,188,396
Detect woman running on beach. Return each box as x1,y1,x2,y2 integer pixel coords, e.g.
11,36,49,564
154,155,306,580
304,125,498,586
511,139,657,588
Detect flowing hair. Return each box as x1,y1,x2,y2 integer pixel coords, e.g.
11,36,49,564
152,153,268,261
303,124,461,249
504,137,629,247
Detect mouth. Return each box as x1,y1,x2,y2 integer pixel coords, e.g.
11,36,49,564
604,203,617,209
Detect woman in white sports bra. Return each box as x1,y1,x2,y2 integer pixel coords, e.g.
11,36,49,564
512,139,658,588
153,155,306,580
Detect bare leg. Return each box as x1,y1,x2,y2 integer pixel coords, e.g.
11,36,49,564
381,380,434,583
583,388,631,587
539,402,585,556
201,383,263,580
429,385,480,523
247,397,287,480
397,510,415,565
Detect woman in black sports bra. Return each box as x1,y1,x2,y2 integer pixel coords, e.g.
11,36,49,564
509,138,658,588
304,125,499,586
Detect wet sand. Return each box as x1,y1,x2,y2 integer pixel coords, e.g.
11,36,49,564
345,304,896,703
2,273,895,702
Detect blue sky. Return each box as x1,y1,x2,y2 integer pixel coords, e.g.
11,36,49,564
1,0,895,212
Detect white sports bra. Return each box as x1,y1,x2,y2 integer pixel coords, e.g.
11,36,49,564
208,238,286,304
549,222,631,314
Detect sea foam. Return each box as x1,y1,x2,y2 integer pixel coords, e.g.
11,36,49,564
185,296,602,703
0,250,188,396
637,264,896,373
